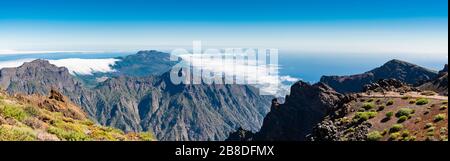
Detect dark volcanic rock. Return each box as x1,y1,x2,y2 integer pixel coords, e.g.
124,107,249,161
419,64,448,96
225,127,255,141
320,59,438,93
245,81,345,141
308,119,372,141
363,79,420,94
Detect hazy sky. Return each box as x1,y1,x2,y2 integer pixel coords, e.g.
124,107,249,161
0,0,448,57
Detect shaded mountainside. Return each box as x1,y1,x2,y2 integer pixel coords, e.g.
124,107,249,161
0,52,272,141
227,81,344,141
419,64,448,96
93,73,271,141
0,90,154,141
320,59,438,93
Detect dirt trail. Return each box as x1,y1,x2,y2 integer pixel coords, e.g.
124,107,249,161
361,92,448,100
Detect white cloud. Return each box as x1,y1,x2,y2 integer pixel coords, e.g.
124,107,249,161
0,58,119,75
0,58,36,68
179,54,299,97
48,58,119,75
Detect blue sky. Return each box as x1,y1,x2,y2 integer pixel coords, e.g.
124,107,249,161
0,0,448,58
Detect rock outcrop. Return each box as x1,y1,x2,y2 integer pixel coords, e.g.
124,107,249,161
419,64,448,96
363,79,420,94
228,81,345,141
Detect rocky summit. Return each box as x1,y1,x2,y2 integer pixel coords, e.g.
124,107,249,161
320,59,438,93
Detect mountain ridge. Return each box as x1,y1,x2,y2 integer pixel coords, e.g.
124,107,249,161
0,51,272,141
320,59,439,93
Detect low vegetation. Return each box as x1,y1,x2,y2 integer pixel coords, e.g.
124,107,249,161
367,131,383,141
434,114,446,122
390,124,403,133
386,100,394,106
0,91,155,141
362,103,376,110
353,111,377,122
415,98,429,105
396,108,414,118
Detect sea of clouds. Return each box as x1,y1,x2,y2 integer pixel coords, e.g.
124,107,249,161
0,58,119,75
179,54,299,97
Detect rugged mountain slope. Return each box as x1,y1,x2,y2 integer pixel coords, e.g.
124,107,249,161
310,80,448,141
93,73,271,141
227,81,344,141
0,60,99,116
419,64,448,96
0,52,272,141
320,59,438,93
0,90,154,141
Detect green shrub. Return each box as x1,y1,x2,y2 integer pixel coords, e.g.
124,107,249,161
434,114,446,122
354,111,378,122
138,132,155,141
425,123,434,129
396,108,414,118
401,96,410,100
0,105,28,121
389,132,401,141
403,136,416,141
367,98,375,102
415,98,429,105
414,117,422,124
386,112,394,118
442,101,448,104
367,131,383,141
440,105,448,110
0,125,36,141
386,100,394,106
24,105,41,117
381,129,388,136
409,100,416,104
390,124,403,133
362,103,376,110
47,126,90,141
397,116,408,123
401,130,410,137
440,127,447,135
